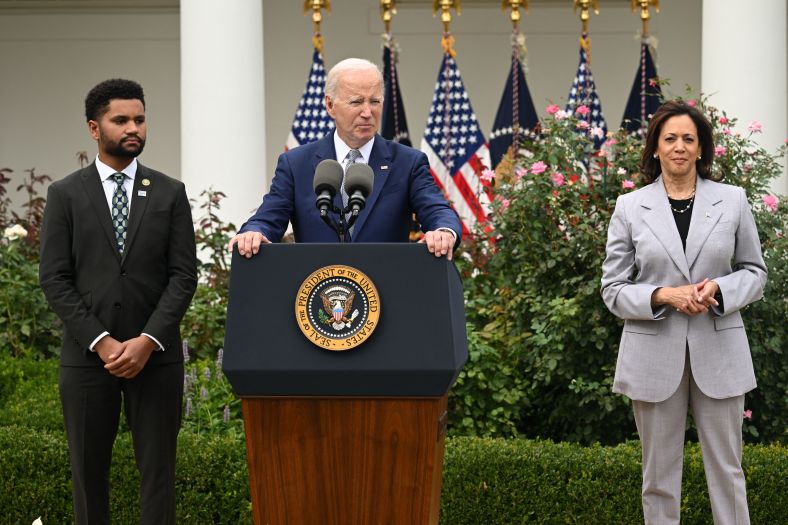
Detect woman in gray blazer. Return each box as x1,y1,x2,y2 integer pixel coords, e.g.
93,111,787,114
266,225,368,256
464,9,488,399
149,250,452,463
601,100,767,525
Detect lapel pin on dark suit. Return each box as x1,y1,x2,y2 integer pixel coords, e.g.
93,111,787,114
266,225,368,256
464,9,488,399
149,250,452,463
138,178,150,197
380,165,389,170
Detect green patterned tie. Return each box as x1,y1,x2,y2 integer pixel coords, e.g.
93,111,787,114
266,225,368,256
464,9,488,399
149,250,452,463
111,173,129,253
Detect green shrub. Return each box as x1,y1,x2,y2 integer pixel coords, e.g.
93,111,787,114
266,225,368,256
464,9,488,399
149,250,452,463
0,241,61,358
441,437,788,525
455,92,787,444
0,426,252,524
2,425,785,524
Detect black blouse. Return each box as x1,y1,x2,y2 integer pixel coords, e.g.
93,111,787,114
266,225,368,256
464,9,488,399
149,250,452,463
669,197,694,252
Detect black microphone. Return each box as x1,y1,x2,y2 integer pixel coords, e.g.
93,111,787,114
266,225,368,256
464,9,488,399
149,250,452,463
344,163,374,217
313,159,344,217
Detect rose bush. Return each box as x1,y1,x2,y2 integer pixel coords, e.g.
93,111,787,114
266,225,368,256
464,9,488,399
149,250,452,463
452,91,787,444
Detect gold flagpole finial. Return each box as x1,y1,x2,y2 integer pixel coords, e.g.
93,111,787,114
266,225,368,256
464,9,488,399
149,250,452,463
303,0,331,53
433,0,461,34
503,0,529,29
573,0,599,35
381,0,398,34
631,0,659,37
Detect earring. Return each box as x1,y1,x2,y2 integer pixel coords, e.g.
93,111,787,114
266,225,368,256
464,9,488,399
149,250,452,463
653,153,658,159
697,154,702,160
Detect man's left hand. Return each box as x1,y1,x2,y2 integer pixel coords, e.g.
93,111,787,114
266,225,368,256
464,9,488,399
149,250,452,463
104,335,157,379
420,230,455,260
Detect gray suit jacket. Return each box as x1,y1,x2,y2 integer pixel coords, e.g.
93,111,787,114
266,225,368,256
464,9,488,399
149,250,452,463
601,176,767,402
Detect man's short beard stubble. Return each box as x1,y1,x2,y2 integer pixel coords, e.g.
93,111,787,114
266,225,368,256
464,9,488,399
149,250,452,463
99,127,146,158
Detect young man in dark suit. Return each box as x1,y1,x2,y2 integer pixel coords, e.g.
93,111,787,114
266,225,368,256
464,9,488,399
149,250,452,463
39,79,197,525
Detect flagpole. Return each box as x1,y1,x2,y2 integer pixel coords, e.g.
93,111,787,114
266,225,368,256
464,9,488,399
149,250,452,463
304,0,331,55
381,0,403,143
631,0,660,38
503,1,529,164
572,0,599,64
631,0,660,137
432,0,461,191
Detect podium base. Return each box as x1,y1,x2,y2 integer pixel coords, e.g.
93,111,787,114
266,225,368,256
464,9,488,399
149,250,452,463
242,395,448,525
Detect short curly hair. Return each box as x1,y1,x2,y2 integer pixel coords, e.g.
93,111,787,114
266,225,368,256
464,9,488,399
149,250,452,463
640,99,717,184
84,79,145,122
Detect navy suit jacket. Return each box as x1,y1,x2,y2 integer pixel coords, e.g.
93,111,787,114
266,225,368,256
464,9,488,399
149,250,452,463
239,133,461,243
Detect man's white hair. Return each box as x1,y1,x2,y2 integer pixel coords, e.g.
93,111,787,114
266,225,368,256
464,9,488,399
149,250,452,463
325,58,383,99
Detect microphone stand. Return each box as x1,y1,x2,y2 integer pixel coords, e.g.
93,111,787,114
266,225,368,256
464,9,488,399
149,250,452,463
318,203,348,243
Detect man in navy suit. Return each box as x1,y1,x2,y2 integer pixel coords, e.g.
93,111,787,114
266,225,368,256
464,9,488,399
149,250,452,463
228,58,461,257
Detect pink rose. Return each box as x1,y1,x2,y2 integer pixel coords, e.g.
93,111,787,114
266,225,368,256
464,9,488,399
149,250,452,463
546,104,560,115
589,126,605,139
551,172,565,187
555,110,569,120
576,121,590,130
747,120,762,133
648,78,657,88
575,105,590,116
762,194,778,212
722,128,731,135
530,161,548,175
718,117,728,125
499,198,511,211
480,169,496,183
714,146,727,157
622,180,635,190
686,99,697,107
605,137,618,147
743,410,752,421
515,167,527,180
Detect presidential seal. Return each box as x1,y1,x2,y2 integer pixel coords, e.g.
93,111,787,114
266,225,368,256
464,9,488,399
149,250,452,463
295,265,380,351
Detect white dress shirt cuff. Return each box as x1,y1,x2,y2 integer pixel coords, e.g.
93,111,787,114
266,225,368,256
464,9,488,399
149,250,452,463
142,333,165,351
436,227,458,244
89,331,110,352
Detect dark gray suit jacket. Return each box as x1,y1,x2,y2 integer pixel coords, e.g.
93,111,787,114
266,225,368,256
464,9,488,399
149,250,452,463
39,163,197,367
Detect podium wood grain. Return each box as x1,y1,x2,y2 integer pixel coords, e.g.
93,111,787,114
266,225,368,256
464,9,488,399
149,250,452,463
242,396,448,525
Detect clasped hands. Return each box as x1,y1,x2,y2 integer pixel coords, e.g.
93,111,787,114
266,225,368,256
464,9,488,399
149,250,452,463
226,230,455,260
654,278,720,316
95,335,157,379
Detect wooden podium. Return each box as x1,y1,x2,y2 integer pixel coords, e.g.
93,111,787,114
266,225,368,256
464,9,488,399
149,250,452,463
223,244,467,525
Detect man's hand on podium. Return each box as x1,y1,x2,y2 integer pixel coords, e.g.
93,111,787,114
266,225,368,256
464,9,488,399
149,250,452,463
227,231,271,258
419,229,455,260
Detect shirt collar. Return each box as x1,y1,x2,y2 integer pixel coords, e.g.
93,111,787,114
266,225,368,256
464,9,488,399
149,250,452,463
333,132,374,164
95,156,138,182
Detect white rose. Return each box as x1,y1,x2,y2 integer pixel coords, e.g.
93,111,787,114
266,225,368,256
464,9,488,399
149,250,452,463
4,224,28,241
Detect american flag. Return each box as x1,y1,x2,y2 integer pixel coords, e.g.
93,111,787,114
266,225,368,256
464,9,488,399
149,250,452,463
285,49,335,150
621,42,661,138
421,53,491,235
566,47,608,150
490,53,538,169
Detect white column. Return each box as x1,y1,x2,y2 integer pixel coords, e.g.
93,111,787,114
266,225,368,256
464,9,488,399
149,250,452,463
702,0,787,194
181,0,266,230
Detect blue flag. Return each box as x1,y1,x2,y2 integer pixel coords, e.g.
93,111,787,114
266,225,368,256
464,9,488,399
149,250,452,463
381,42,412,147
490,56,538,169
566,47,608,150
285,49,335,150
621,42,662,137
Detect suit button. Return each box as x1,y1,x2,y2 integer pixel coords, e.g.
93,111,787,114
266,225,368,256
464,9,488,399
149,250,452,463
114,302,121,309
120,271,127,277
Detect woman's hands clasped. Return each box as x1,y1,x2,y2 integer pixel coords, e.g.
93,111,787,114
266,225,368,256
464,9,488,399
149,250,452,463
652,278,720,316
